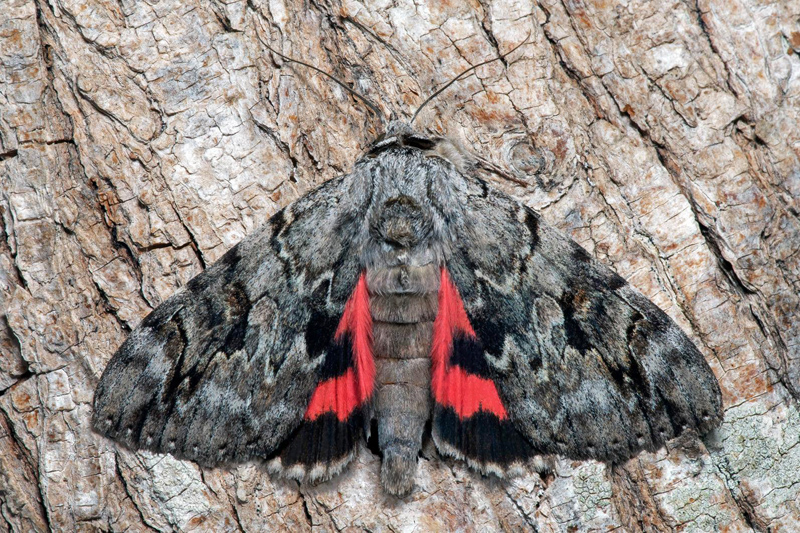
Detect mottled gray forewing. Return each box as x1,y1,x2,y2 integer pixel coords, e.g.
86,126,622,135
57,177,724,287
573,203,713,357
443,173,723,463
92,172,370,466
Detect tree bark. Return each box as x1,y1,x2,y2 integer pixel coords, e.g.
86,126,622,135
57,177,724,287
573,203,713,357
2,0,799,530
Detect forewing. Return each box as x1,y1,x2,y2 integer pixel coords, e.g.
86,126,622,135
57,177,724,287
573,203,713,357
441,173,723,463
92,172,371,466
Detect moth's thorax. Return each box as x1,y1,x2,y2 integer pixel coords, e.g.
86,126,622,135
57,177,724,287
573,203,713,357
370,195,433,249
359,146,458,271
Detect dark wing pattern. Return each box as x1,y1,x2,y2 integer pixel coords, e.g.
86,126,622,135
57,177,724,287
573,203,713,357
92,171,372,471
440,173,723,464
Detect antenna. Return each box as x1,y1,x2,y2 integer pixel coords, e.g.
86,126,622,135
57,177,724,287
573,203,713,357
410,33,531,125
262,42,386,126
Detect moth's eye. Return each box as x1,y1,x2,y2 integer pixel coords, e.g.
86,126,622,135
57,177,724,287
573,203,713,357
366,136,399,157
367,145,392,157
402,135,437,150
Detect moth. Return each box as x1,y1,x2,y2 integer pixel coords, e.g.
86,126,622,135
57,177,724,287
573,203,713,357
92,42,723,497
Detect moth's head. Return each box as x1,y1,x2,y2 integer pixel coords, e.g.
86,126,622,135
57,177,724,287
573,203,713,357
366,121,436,154
364,120,471,173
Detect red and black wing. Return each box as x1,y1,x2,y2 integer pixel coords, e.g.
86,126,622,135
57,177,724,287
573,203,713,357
434,171,722,469
267,273,374,480
431,269,535,475
93,171,375,483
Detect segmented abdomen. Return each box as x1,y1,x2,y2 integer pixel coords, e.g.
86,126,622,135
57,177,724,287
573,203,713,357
367,263,440,493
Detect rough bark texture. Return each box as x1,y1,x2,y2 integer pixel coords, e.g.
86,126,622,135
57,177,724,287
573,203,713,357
1,0,799,530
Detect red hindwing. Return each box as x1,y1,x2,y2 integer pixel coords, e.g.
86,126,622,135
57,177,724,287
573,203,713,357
431,269,508,419
304,273,374,421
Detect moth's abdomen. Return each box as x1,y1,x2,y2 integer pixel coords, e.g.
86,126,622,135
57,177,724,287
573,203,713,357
367,264,439,496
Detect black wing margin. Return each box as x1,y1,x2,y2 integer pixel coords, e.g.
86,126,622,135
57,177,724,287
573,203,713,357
442,174,723,463
92,172,370,467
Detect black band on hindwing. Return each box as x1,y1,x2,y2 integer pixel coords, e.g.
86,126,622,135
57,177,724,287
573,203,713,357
435,406,535,466
270,409,366,466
